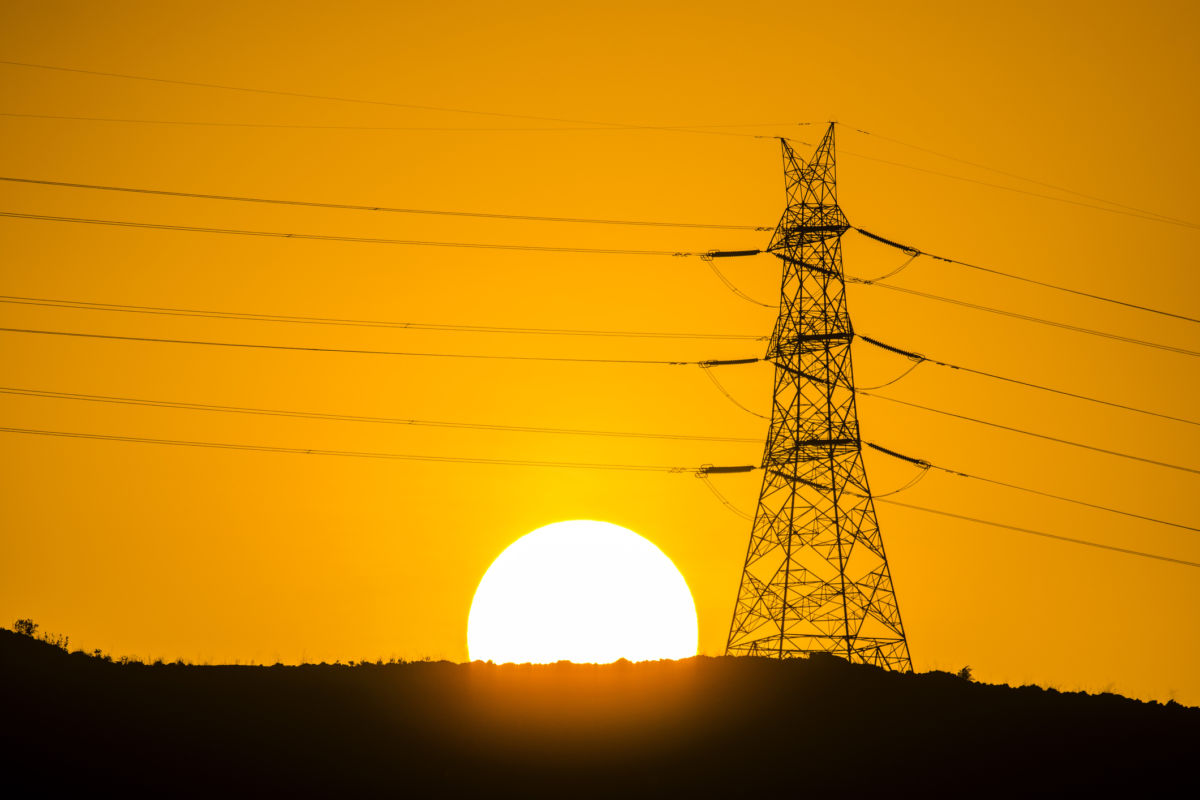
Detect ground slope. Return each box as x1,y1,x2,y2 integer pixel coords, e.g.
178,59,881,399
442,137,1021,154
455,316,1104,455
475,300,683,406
2,630,1196,796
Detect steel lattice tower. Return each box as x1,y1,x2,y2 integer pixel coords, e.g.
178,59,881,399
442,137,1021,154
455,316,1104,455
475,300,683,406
726,123,912,670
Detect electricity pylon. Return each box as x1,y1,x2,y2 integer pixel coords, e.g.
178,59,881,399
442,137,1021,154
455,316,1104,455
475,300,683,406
726,123,912,670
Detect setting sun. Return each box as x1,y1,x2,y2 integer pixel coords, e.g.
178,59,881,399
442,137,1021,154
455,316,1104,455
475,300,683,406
467,520,698,664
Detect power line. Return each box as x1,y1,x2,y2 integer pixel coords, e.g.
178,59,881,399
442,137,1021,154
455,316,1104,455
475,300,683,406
0,176,772,232
853,226,1200,324
697,474,755,520
856,334,1200,426
0,326,719,366
857,359,922,391
9,206,1188,353
10,414,1197,569
943,464,1200,533
847,127,1198,228
0,60,771,139
0,386,762,444
877,498,1200,569
0,111,800,135
0,425,704,473
864,440,1200,533
941,361,1200,426
14,289,1188,426
0,294,764,341
696,446,1200,566
0,210,700,256
870,465,932,498
692,329,1199,435
859,390,1200,476
857,251,920,283
15,414,1194,569
700,255,775,307
826,140,1200,231
25,376,1186,528
850,278,1200,358
701,366,769,419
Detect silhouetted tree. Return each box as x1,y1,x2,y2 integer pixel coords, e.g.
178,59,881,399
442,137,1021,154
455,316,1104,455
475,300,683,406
13,618,37,638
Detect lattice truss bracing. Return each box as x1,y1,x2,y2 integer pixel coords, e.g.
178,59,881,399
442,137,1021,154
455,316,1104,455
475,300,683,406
726,124,912,670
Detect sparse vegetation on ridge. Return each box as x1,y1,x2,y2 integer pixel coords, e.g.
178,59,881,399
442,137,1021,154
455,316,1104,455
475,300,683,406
2,625,1196,795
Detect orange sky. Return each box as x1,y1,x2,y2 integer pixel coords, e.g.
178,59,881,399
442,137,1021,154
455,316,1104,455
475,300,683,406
2,1,1198,704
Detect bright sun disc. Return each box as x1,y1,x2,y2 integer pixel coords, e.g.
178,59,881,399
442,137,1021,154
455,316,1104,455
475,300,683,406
467,520,698,664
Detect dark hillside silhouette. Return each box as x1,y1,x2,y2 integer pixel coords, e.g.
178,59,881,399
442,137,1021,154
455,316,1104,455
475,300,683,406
2,629,1196,796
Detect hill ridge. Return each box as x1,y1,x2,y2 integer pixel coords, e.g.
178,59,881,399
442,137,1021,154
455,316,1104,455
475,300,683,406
3,629,1196,795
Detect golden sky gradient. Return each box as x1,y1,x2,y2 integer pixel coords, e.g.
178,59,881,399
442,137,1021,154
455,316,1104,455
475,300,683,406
2,1,1198,703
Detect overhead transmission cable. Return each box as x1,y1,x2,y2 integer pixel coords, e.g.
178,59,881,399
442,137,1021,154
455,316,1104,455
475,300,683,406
0,112,801,136
866,466,932,499
696,452,1200,566
857,251,920,283
23,381,1192,532
0,326,720,366
0,294,764,341
0,210,703,256
701,346,1200,477
849,276,1200,358
696,333,1197,429
7,409,1194,567
856,359,923,391
862,441,1200,534
686,248,1198,358
859,390,1200,476
696,474,755,521
699,252,775,307
15,378,1189,531
13,207,1190,356
700,347,1200,474
941,464,1200,533
40,317,1168,436
876,498,1200,570
0,176,772,232
847,127,1199,228
0,386,762,444
0,60,778,139
817,139,1200,231
853,226,1200,324
25,320,1173,433
857,334,1200,427
10,417,1192,568
13,297,1188,422
0,425,722,474
700,366,769,419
